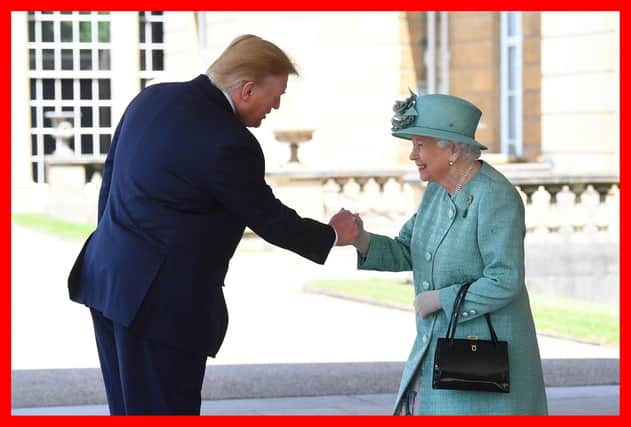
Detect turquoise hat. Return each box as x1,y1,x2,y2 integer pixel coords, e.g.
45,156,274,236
391,90,487,150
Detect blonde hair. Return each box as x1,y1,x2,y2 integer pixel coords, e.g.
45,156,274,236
207,34,298,91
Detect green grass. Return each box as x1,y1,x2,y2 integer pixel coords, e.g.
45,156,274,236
529,294,619,345
12,213,267,254
12,212,95,241
305,278,619,346
306,278,414,308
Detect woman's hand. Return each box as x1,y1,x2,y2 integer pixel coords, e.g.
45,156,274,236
352,213,371,256
414,290,441,319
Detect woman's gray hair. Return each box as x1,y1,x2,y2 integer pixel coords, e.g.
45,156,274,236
436,139,481,161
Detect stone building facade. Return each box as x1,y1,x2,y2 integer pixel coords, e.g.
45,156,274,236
11,11,619,216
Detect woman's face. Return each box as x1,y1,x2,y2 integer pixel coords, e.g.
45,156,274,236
409,135,451,182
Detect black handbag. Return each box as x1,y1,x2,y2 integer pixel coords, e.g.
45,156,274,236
432,283,510,393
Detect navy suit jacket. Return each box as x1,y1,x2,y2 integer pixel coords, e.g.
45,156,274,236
68,75,335,356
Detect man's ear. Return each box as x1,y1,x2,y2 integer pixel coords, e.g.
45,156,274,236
240,81,256,101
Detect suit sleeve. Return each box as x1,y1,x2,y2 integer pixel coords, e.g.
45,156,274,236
97,113,125,222
208,136,335,264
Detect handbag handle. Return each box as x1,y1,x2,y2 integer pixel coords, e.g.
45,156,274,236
444,283,499,344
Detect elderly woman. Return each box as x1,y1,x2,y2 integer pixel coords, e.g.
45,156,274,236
352,92,548,415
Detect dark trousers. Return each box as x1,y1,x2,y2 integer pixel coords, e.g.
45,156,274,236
90,308,208,415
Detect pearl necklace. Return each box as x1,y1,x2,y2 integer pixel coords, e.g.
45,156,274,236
453,161,476,196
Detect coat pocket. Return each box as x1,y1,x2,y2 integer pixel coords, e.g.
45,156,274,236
68,231,95,299
72,227,165,327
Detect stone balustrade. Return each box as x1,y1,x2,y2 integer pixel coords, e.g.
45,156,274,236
42,159,619,305
266,162,620,242
266,162,620,306
510,172,619,236
45,158,619,243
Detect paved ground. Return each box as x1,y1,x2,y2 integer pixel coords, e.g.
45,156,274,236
11,223,620,415
10,385,622,415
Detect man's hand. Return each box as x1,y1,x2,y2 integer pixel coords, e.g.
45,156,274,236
329,208,359,246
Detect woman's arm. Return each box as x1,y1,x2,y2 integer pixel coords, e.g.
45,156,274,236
355,213,417,272
352,214,371,256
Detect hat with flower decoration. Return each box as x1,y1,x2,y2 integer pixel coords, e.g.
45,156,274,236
391,90,487,150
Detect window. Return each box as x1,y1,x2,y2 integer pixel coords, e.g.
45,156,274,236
27,11,112,183
500,12,523,157
139,12,165,89
418,12,450,95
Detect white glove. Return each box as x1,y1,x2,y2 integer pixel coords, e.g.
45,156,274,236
352,214,371,256
414,290,441,319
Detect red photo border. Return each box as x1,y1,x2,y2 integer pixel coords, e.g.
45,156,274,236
3,2,625,425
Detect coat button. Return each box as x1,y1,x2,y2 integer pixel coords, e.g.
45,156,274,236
422,334,428,343
422,281,430,289
448,208,455,218
469,310,477,315
425,251,432,261
461,312,469,317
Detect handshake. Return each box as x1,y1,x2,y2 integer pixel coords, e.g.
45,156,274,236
328,208,371,255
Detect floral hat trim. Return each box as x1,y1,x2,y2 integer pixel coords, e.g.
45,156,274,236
391,88,418,132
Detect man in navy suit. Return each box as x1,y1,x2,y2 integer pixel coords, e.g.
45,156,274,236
68,34,358,415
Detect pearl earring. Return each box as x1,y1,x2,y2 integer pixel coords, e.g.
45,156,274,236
449,160,454,166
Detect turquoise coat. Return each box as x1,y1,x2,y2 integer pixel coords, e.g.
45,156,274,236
358,161,548,415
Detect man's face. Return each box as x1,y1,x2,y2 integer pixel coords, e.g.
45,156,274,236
238,74,288,128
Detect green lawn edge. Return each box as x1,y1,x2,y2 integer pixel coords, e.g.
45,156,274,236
305,278,619,346
12,212,95,241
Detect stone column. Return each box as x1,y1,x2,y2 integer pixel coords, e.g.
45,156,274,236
45,159,88,223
